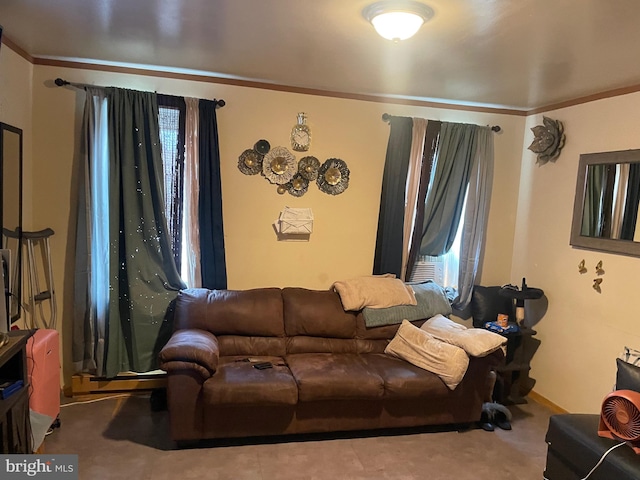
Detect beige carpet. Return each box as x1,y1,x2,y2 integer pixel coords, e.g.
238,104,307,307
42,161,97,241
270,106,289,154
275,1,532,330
44,394,553,479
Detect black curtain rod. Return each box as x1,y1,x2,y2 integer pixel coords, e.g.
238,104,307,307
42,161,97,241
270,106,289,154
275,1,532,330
54,78,226,108
381,113,500,132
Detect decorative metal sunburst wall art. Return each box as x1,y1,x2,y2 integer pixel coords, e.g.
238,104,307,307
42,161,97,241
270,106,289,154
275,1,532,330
298,156,320,181
262,146,297,185
317,158,350,195
237,149,263,175
528,116,566,165
237,139,349,197
286,174,309,197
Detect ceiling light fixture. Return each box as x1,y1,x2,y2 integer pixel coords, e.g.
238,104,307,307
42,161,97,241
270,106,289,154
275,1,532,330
363,1,434,42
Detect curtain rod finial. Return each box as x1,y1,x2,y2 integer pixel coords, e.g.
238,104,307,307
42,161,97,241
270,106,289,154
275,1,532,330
216,99,226,108
491,125,501,133
54,78,69,87
382,113,391,123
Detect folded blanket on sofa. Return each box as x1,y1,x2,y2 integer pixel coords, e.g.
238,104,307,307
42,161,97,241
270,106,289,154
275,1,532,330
332,275,417,311
362,281,452,327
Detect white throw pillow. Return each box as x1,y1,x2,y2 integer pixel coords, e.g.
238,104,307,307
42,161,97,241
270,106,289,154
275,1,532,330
619,346,640,366
385,320,469,390
420,314,506,357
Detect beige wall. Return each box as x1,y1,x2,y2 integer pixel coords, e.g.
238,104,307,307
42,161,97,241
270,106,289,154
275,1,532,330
13,52,640,410
512,94,640,413
0,46,33,228
0,46,33,331
0,46,32,135
29,64,525,385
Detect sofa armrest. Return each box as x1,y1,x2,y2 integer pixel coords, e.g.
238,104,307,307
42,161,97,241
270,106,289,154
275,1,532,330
159,329,219,379
485,347,505,367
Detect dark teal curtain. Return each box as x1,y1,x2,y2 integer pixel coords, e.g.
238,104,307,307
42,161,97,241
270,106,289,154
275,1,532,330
454,126,494,309
73,87,108,375
198,99,227,289
420,122,477,256
582,164,606,237
105,88,185,377
373,116,413,277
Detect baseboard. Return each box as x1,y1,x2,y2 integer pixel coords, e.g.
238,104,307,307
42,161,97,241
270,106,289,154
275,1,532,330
70,372,167,397
528,390,568,414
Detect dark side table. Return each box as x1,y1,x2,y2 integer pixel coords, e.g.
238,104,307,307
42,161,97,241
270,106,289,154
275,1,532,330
0,330,32,453
494,325,537,404
494,279,544,404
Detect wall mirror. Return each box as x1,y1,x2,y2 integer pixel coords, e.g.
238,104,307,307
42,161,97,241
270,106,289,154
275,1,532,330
1,122,23,323
570,149,640,257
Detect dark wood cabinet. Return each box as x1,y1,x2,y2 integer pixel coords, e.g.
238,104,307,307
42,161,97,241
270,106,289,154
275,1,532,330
0,331,31,453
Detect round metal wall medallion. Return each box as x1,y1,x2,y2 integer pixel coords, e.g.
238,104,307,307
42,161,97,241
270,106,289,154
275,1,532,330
254,139,271,155
298,156,320,181
262,146,297,185
287,174,309,197
237,149,263,175
317,158,349,195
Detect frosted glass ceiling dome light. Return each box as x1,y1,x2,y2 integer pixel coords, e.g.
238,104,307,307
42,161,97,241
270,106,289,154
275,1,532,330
363,1,434,41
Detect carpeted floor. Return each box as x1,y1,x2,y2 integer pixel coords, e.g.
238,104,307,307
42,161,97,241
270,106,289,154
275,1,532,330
44,394,553,479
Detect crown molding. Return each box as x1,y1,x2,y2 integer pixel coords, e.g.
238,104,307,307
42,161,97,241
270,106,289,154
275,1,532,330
5,38,639,117
33,57,526,116
1,34,34,63
527,84,640,115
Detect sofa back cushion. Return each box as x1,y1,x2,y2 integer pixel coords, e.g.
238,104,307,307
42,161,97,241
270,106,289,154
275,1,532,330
173,287,390,355
282,288,357,339
286,336,359,354
216,336,286,357
174,288,285,337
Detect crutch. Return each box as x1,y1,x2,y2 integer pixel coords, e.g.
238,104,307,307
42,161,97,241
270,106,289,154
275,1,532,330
22,228,57,330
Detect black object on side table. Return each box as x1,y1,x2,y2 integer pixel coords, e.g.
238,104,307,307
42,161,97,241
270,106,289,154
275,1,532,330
0,330,33,453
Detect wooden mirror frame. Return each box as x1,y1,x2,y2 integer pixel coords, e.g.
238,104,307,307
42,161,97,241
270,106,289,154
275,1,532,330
1,122,23,322
570,148,640,257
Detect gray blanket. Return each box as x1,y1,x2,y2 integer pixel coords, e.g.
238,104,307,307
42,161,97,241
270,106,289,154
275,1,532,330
362,281,453,327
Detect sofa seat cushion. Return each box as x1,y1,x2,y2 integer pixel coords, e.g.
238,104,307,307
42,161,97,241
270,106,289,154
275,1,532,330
360,353,450,399
286,353,384,401
202,356,298,406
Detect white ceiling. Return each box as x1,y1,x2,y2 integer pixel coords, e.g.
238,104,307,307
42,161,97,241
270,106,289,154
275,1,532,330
2,0,640,111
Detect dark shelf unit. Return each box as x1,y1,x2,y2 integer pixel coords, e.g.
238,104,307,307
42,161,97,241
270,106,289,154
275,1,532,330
494,326,537,404
0,331,32,453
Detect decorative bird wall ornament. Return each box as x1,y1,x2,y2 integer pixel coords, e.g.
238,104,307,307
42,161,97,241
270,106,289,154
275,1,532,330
528,116,566,165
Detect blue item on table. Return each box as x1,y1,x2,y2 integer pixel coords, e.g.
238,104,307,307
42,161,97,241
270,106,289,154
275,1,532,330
0,379,24,399
484,321,520,334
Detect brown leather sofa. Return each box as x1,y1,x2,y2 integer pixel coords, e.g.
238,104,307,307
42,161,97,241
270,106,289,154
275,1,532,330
158,287,503,445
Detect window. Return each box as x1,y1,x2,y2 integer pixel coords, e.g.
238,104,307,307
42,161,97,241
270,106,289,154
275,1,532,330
409,211,464,289
408,132,466,291
157,96,186,273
